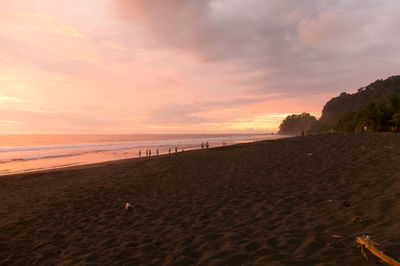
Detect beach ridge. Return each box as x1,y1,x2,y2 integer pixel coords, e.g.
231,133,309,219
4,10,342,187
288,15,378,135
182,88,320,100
1,133,399,265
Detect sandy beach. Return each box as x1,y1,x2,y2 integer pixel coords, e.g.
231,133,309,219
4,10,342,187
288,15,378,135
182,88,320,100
0,133,399,265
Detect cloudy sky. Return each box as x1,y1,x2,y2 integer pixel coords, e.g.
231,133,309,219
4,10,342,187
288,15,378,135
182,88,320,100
1,0,399,133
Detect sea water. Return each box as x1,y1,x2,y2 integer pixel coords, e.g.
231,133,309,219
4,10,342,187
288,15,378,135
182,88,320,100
0,134,283,176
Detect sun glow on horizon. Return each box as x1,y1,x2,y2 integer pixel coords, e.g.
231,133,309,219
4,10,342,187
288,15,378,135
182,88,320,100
1,0,398,134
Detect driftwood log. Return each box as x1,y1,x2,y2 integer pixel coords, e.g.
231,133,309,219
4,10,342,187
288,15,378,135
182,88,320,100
356,235,400,266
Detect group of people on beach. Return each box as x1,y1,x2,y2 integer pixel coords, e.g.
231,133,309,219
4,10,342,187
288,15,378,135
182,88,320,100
201,142,209,149
138,148,159,158
138,142,210,158
168,146,184,154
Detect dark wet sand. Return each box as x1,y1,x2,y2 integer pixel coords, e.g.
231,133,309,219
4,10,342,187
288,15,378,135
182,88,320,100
1,133,399,265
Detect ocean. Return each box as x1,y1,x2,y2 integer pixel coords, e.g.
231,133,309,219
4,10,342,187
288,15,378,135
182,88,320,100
0,134,283,176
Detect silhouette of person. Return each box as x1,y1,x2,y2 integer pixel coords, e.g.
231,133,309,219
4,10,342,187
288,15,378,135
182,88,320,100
205,142,209,149
175,146,178,153
169,147,171,154
156,148,159,155
149,149,151,156
201,142,204,149
139,150,141,158
301,130,304,136
146,149,148,157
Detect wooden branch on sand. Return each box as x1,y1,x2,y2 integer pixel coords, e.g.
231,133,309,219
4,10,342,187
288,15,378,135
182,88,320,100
356,235,400,266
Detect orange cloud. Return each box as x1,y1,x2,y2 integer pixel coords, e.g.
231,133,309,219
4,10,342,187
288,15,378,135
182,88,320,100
1,0,399,133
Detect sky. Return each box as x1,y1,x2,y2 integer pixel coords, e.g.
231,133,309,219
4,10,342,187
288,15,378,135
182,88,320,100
1,0,400,134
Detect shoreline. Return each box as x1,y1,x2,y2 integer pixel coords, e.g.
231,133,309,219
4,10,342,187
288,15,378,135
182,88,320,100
0,134,285,177
0,139,265,178
1,133,399,265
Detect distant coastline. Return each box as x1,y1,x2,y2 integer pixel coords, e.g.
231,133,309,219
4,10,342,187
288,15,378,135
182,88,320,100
0,133,284,176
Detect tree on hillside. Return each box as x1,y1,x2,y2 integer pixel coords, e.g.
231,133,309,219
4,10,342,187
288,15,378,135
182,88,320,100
336,94,400,132
320,75,400,128
278,113,317,135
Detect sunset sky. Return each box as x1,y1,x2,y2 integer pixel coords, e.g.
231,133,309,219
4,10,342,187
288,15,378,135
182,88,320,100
1,0,400,134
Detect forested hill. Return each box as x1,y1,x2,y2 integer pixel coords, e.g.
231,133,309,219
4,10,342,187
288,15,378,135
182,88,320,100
319,75,400,127
278,113,316,135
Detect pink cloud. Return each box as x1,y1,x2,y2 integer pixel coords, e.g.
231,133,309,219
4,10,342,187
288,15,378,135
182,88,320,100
1,0,400,133
294,9,360,47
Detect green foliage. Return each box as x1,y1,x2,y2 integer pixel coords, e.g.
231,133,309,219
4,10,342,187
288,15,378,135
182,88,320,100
335,94,400,132
278,113,317,135
277,75,400,134
320,75,400,128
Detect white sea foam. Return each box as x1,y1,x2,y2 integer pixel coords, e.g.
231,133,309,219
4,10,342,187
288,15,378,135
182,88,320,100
0,134,282,176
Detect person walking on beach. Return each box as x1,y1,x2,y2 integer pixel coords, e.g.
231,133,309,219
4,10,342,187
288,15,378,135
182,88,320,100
169,147,171,154
175,146,178,153
156,148,159,155
146,149,148,157
201,142,204,149
205,142,209,149
149,149,151,157
139,150,141,158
